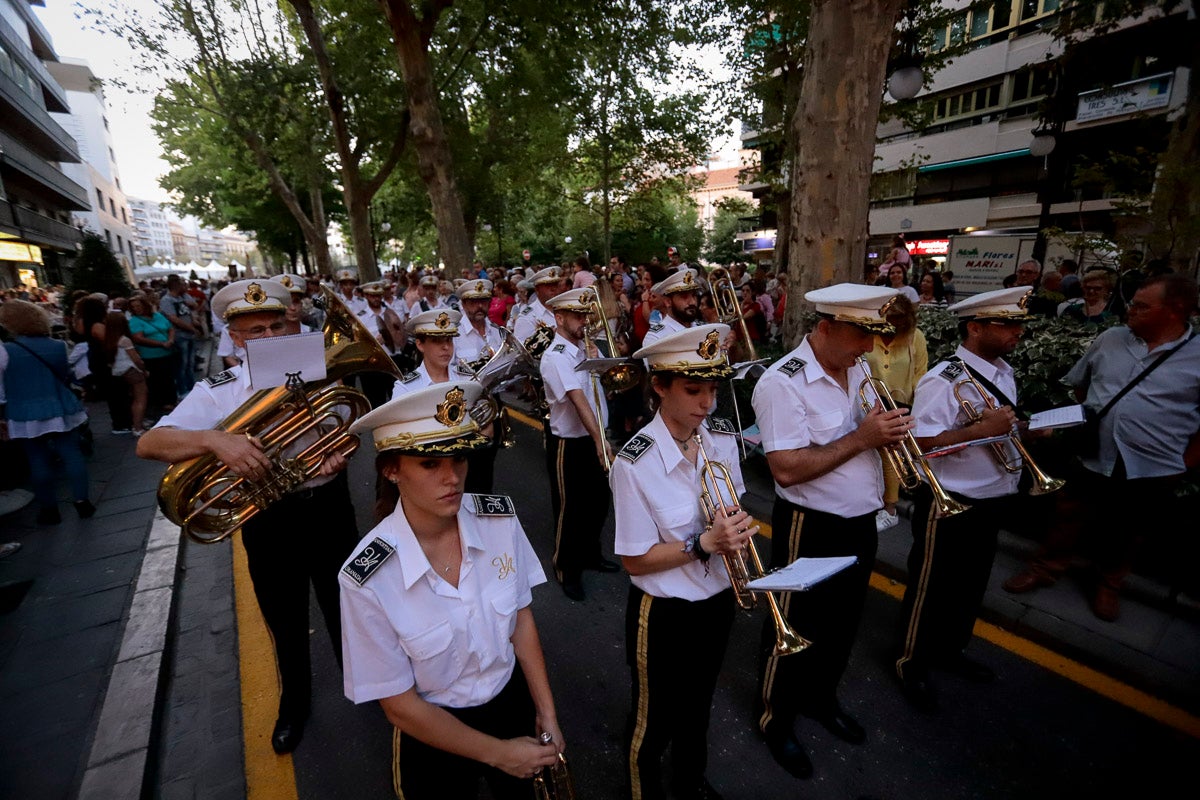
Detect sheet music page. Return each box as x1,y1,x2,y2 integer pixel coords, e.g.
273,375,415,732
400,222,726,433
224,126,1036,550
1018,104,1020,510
1028,404,1087,431
746,555,857,593
244,331,327,390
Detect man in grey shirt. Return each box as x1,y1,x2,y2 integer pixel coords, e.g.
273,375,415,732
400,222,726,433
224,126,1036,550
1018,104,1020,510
1003,274,1200,621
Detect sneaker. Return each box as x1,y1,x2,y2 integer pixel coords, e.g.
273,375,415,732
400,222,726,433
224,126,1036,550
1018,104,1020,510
112,429,132,435
876,509,899,532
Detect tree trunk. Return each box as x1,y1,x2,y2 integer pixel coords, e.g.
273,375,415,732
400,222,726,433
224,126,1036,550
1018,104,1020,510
380,1,474,274
781,0,905,349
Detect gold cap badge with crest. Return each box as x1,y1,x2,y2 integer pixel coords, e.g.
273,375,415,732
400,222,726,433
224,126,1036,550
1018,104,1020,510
212,278,290,320
349,382,489,455
633,322,733,380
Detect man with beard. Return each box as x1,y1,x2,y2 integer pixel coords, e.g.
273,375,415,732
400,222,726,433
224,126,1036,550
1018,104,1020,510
642,268,702,346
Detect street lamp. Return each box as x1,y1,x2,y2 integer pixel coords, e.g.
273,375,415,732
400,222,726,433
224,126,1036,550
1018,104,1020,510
1029,124,1060,263
887,6,924,101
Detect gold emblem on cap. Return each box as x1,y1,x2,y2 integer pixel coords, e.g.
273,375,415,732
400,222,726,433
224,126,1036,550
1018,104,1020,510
244,282,267,305
683,271,694,286
1017,290,1032,310
878,296,899,318
697,330,720,360
549,268,559,278
279,276,293,289
435,387,467,427
435,312,451,329
475,281,485,292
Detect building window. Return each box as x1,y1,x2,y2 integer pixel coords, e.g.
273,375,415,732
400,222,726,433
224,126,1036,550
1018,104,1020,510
121,208,127,224
96,188,104,207
929,81,1004,123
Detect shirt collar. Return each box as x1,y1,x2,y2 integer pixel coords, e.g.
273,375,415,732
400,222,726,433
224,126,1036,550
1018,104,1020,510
552,331,582,358
955,345,1012,383
648,411,711,475
796,337,838,386
390,497,484,590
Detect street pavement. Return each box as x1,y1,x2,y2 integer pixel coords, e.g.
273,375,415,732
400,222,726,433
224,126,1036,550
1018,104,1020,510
1,342,1198,798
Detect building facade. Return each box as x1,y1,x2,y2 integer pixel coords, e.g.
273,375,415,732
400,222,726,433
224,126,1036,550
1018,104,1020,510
129,197,174,263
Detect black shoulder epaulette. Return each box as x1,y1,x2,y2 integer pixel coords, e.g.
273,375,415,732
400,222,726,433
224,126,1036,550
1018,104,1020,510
205,370,236,387
401,371,421,383
648,323,664,333
551,343,566,353
778,357,806,377
938,362,965,382
469,494,516,516
341,537,395,586
521,305,532,315
706,415,737,435
356,308,368,316
618,433,655,463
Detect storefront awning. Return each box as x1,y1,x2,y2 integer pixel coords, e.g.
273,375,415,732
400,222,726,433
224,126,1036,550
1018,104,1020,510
918,148,1031,174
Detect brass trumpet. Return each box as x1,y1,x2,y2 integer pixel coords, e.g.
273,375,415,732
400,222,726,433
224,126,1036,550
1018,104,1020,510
952,363,1065,495
708,267,756,362
532,732,576,800
694,434,810,657
856,358,969,519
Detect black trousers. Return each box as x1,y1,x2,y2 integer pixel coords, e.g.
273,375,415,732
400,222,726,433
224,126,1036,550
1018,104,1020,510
548,435,610,583
895,486,1008,681
757,499,877,732
239,471,359,719
394,665,536,800
625,586,735,800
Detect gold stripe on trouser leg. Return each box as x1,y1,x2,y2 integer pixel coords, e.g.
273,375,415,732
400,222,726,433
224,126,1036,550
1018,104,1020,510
391,727,406,800
552,442,567,583
758,509,804,733
896,502,939,679
628,593,655,800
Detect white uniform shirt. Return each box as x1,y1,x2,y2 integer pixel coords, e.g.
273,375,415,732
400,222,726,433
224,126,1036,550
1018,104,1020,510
512,297,556,345
912,346,1021,499
335,291,367,315
339,495,546,707
408,296,448,319
154,364,332,489
456,320,505,366
539,332,607,438
640,313,691,346
357,306,400,355
390,361,441,400
216,328,245,364
752,337,882,517
611,414,743,601
387,297,409,322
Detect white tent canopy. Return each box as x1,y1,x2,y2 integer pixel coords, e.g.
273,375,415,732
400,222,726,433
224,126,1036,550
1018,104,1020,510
134,265,182,279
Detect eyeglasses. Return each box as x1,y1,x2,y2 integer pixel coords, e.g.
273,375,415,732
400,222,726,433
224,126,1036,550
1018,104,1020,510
230,320,289,339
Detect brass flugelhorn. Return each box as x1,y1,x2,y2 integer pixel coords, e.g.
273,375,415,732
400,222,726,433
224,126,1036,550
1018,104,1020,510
532,732,576,800
708,267,757,362
694,434,810,657
952,362,1065,495
856,358,969,519
157,288,402,543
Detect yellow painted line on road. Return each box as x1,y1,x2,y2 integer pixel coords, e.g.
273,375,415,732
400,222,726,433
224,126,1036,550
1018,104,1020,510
510,406,1200,737
233,535,300,800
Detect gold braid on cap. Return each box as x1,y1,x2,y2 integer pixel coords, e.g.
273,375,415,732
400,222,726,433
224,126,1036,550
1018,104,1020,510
374,424,487,454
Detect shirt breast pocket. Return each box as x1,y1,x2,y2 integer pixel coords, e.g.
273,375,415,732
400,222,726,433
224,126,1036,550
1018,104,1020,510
487,584,522,648
807,409,845,446
658,500,700,541
401,621,462,694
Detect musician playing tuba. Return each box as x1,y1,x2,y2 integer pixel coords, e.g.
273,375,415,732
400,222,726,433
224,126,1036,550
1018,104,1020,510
137,279,361,755
338,382,565,800
750,283,910,781
893,287,1043,712
610,323,752,800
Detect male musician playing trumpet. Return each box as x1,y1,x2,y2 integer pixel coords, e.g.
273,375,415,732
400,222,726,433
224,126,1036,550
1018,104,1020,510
751,284,910,780
894,287,1034,711
611,323,750,800
137,279,360,755
539,288,617,602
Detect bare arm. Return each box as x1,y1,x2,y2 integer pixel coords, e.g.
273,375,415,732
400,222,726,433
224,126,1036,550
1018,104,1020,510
511,608,563,753
137,427,271,480
565,387,612,464
621,506,755,577
765,403,910,487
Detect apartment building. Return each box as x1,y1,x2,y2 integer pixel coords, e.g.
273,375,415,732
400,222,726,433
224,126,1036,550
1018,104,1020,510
129,197,174,263
0,0,86,287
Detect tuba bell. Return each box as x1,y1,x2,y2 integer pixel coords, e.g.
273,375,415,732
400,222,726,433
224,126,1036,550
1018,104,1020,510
157,288,402,543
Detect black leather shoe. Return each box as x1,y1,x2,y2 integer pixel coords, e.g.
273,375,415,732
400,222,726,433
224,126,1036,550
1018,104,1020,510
74,500,96,519
561,579,585,602
940,653,995,684
896,670,939,713
763,723,813,779
811,705,866,744
271,717,305,754
589,557,620,573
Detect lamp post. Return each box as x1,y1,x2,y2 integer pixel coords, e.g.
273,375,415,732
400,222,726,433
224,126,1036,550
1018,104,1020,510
1029,125,1059,264
887,6,924,101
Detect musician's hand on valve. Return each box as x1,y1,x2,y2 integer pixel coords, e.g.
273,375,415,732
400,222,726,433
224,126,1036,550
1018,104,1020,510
536,717,566,755
857,401,913,449
209,431,272,480
318,451,348,476
975,405,1019,438
493,736,559,779
703,506,756,556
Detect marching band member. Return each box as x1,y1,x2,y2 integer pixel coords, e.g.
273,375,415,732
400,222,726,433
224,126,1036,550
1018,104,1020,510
274,273,314,335
391,309,462,399
357,281,408,408
137,279,359,755
641,268,702,346
335,268,367,315
539,288,617,601
409,274,449,318
751,283,909,779
339,382,563,799
512,266,567,346
894,287,1033,710
611,323,751,800
456,278,506,366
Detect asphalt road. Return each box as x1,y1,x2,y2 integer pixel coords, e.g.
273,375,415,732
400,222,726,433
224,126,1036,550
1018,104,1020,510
257,419,1198,800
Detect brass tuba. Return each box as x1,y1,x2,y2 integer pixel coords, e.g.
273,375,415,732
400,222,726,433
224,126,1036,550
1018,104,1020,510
695,434,810,658
158,288,402,543
856,358,969,519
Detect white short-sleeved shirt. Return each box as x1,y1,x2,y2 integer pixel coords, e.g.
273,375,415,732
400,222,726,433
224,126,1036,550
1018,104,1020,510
154,364,332,489
387,297,409,322
407,296,448,319
611,414,743,601
640,313,691,346
357,306,400,355
512,297,556,345
457,320,505,366
335,292,367,315
339,495,546,708
911,346,1021,499
390,362,440,400
751,337,882,517
539,332,606,438
216,328,245,363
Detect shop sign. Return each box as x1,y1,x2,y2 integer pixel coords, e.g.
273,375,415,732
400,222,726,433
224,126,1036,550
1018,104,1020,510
1076,73,1173,124
0,242,43,263
909,239,949,256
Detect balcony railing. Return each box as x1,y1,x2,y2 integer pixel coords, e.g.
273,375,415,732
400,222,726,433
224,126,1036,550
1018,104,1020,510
7,203,84,251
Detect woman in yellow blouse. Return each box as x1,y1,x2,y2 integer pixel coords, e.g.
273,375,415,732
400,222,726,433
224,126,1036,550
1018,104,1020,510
863,295,928,531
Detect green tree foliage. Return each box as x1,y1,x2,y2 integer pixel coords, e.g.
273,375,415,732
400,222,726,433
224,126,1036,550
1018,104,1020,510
704,196,756,265
69,233,132,299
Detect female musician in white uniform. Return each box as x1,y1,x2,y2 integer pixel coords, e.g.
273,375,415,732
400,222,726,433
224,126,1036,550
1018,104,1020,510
610,323,755,800
339,382,562,799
